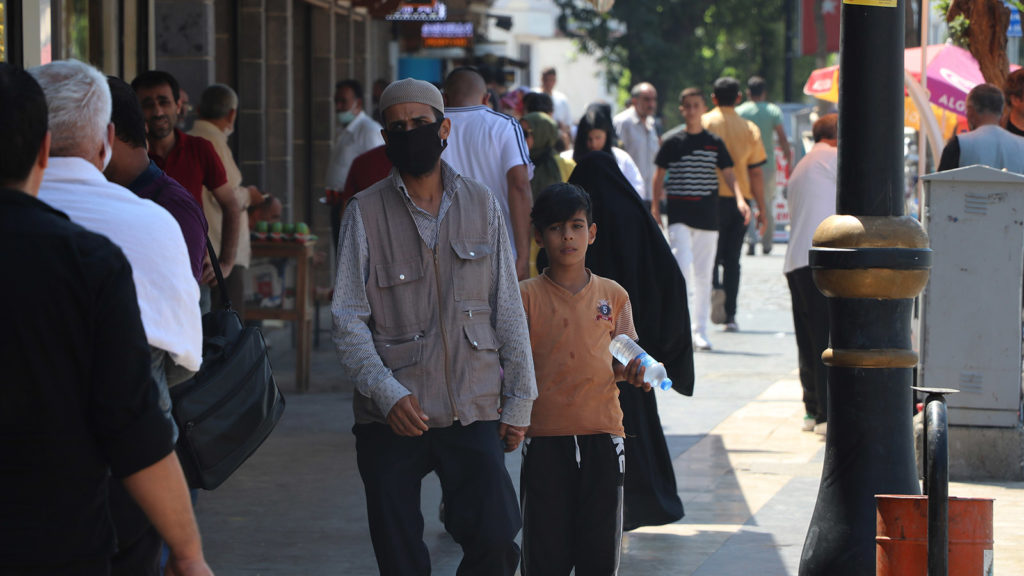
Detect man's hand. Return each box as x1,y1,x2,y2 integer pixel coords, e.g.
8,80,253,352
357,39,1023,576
386,395,430,436
515,254,530,281
736,199,752,226
166,558,214,576
756,209,767,235
219,261,234,280
498,422,527,452
614,356,651,392
201,254,216,285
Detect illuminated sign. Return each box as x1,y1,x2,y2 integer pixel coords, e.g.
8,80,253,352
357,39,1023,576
421,22,473,38
423,37,469,48
386,1,447,21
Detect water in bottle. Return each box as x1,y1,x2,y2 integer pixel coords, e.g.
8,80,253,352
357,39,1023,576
608,334,673,391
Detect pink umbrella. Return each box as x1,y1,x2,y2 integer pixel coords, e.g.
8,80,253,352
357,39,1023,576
904,44,1020,115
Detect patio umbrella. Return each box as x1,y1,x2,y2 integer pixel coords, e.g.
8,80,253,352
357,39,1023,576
805,44,1018,114
803,63,961,140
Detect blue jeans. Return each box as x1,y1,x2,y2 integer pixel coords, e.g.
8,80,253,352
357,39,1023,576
149,347,178,444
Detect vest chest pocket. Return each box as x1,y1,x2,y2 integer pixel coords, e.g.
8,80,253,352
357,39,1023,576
450,238,492,303
372,259,428,330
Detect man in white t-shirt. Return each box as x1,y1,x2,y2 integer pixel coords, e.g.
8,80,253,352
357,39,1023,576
443,67,534,279
534,67,572,132
326,79,385,249
783,113,837,436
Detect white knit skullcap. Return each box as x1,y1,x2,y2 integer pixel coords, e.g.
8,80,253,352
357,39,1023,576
378,78,444,117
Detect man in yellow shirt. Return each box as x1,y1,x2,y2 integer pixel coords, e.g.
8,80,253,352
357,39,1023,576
702,77,767,331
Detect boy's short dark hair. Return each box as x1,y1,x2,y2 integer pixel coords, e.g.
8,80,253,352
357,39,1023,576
747,76,767,98
678,87,704,105
335,79,364,102
108,76,148,149
131,70,180,102
531,183,593,230
712,77,741,106
0,63,49,187
524,92,554,114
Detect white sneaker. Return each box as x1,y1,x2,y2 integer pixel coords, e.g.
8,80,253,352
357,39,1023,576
693,334,712,351
814,422,828,436
802,414,816,432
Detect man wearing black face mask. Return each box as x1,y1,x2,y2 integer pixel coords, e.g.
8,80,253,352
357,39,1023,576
331,78,537,575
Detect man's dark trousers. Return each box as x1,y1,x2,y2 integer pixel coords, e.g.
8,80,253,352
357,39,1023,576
786,266,829,423
355,420,521,576
713,196,749,322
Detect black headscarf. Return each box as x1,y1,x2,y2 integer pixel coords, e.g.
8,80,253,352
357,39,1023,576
568,151,694,530
573,103,617,163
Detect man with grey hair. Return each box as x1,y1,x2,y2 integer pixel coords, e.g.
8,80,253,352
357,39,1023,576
333,77,536,575
614,81,660,203
939,83,1024,173
30,58,204,573
190,83,269,312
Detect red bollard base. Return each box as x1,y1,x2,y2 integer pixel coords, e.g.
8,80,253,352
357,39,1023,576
875,494,993,575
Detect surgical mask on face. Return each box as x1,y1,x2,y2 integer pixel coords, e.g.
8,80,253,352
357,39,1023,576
224,124,234,138
337,109,356,125
385,121,446,177
102,138,113,171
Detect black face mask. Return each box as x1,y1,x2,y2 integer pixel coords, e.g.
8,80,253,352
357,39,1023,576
385,121,447,176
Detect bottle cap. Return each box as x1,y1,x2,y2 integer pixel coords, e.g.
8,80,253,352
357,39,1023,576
659,379,673,391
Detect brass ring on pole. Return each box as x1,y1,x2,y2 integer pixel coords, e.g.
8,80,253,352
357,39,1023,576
822,348,920,368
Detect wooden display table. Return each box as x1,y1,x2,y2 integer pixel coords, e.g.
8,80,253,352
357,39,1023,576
246,240,314,392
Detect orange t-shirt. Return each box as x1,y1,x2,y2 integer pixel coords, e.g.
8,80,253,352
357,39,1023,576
519,271,637,437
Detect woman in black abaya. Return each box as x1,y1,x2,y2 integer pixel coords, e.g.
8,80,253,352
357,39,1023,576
541,150,695,529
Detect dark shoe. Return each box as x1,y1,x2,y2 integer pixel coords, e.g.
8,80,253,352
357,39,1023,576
711,289,727,324
747,244,755,256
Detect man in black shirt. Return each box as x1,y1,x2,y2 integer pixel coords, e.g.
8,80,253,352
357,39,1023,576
653,87,749,351
0,64,212,576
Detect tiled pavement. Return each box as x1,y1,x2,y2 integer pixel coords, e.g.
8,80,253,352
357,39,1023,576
196,244,1024,575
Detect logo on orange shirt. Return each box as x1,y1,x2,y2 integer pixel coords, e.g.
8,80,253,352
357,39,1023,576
596,299,612,322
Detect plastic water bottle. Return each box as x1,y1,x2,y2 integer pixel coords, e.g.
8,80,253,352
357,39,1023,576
608,334,673,391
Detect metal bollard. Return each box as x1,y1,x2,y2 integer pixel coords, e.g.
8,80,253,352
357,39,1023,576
915,386,957,576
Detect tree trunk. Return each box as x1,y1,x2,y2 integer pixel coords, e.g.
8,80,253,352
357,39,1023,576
948,0,1011,86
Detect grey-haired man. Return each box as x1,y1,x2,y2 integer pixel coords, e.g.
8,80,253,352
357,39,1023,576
331,78,536,575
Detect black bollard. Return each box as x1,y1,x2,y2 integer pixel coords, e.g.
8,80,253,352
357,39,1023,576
798,0,933,574
916,387,957,576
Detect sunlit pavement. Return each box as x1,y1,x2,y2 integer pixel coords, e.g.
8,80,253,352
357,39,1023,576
196,244,1024,575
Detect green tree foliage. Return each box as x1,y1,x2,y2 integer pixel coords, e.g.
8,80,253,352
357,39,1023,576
555,0,808,127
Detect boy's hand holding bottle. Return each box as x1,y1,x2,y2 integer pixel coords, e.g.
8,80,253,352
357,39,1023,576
613,356,650,392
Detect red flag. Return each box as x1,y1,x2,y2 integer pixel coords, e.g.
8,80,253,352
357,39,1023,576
801,0,840,56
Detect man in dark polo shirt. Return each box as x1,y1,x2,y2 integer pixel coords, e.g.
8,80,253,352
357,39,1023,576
132,70,240,280
106,75,208,283
0,63,212,576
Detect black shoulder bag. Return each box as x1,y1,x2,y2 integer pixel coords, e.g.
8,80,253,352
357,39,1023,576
170,239,286,490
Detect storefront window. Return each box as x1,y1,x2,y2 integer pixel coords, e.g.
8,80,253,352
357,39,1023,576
1,1,7,63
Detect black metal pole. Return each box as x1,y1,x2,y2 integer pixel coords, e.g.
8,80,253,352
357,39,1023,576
800,1,932,574
784,0,795,102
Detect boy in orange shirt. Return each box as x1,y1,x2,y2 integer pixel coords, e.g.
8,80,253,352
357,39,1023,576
518,183,649,575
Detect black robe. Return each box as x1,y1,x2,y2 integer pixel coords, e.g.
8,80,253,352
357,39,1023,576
544,151,695,530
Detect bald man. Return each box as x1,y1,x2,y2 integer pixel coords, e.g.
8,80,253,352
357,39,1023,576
442,67,534,280
614,82,660,202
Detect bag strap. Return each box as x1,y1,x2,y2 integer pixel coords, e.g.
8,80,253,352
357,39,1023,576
206,237,233,311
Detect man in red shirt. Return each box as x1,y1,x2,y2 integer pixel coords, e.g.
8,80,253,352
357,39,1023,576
131,71,240,279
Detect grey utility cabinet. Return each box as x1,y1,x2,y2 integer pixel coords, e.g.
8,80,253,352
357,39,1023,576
920,165,1024,427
